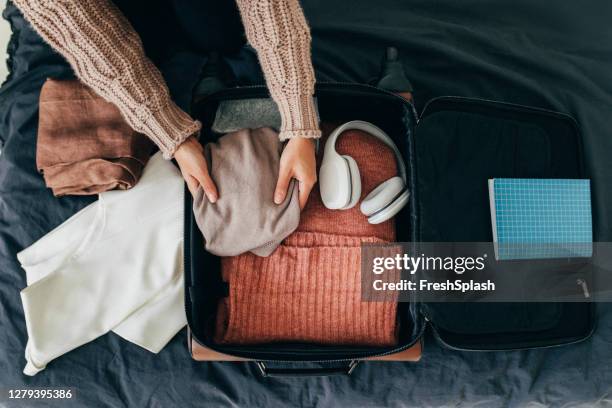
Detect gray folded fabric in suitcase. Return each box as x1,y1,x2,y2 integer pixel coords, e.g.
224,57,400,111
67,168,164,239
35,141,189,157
212,97,319,134
193,127,300,257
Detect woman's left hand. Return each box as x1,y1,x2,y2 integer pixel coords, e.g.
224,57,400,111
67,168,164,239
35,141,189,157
274,137,317,209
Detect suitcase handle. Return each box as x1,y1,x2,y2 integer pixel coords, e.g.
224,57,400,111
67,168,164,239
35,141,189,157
256,361,359,377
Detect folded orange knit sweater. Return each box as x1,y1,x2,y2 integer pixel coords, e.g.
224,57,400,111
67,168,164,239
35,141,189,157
216,232,399,346
216,127,400,346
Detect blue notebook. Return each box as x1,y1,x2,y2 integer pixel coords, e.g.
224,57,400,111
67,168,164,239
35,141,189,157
488,178,592,260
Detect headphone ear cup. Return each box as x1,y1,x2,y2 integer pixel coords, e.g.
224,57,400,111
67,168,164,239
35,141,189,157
360,176,405,216
342,155,361,209
367,189,410,224
319,153,352,209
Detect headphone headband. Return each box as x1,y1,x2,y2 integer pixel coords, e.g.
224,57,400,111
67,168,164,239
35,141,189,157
325,120,407,183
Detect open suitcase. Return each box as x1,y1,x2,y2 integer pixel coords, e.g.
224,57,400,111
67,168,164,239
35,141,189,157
184,83,595,377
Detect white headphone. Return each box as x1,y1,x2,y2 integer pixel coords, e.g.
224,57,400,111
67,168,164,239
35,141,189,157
318,120,410,224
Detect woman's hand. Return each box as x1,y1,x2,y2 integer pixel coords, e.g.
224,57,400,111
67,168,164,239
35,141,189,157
174,136,218,203
274,137,317,209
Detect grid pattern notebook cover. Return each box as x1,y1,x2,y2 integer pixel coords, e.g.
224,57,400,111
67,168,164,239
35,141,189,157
489,178,592,260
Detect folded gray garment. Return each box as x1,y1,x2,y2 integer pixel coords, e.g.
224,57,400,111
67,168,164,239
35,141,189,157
193,127,300,257
212,98,282,134
211,97,319,134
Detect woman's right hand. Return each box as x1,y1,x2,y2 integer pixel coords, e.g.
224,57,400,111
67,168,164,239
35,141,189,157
174,136,218,203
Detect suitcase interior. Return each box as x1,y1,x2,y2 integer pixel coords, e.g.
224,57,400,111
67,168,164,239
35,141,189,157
185,84,595,361
186,84,425,361
414,97,595,350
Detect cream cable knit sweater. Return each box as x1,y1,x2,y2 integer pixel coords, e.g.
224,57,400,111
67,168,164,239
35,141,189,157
13,0,321,158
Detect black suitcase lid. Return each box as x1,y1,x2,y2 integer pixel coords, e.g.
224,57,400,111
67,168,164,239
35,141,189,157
413,95,595,350
186,83,595,362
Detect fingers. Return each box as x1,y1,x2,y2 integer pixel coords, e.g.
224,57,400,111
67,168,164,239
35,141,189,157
182,170,218,203
297,179,315,210
194,168,218,203
276,165,316,209
184,174,199,198
174,137,218,203
274,165,292,204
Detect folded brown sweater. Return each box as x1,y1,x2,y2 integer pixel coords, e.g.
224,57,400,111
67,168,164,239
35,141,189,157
216,127,401,346
37,79,155,196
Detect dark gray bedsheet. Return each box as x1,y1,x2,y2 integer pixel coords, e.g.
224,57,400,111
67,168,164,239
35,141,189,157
1,1,612,407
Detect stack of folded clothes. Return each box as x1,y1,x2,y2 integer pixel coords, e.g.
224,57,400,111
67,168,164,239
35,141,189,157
215,125,400,347
37,79,155,196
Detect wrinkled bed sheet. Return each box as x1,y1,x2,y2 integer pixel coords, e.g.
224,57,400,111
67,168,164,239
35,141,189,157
1,1,612,406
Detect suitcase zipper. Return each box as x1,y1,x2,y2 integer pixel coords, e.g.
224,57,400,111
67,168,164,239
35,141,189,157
577,278,590,298
419,95,581,123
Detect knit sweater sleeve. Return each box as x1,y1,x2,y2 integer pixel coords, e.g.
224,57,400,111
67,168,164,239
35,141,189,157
236,0,321,141
13,0,200,159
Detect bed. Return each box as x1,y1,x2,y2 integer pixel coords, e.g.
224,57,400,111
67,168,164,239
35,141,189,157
1,1,612,406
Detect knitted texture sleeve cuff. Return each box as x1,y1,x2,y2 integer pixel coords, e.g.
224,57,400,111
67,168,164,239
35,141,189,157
13,0,201,159
139,98,202,159
277,94,321,141
236,0,321,141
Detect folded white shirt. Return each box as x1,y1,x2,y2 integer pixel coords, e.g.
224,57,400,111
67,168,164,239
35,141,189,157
17,153,186,376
